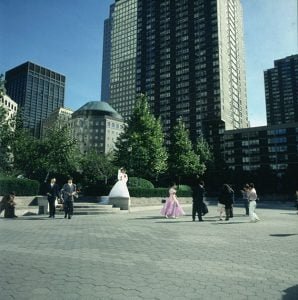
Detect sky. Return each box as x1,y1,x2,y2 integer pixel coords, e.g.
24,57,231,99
0,0,297,127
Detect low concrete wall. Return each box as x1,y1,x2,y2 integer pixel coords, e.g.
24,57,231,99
109,197,131,210
130,197,193,207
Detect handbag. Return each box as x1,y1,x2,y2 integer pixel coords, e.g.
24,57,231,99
202,202,208,215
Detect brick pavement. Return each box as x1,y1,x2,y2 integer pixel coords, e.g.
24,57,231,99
0,204,297,300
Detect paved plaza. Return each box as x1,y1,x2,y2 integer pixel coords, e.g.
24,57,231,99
0,204,297,300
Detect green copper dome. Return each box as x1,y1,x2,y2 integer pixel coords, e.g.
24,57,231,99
73,101,122,119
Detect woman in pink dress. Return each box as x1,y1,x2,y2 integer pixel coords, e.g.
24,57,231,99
161,184,185,218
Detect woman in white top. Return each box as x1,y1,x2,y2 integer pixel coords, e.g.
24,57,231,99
248,183,260,222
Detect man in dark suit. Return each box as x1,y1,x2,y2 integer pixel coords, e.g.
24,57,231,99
46,178,60,218
192,180,205,222
61,177,77,219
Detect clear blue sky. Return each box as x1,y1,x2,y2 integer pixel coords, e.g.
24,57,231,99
0,0,297,127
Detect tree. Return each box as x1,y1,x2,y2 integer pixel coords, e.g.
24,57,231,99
10,125,80,181
0,106,13,172
114,94,168,180
168,118,205,182
195,137,214,167
80,150,117,185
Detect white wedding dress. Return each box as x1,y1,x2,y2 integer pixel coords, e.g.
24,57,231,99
108,170,130,198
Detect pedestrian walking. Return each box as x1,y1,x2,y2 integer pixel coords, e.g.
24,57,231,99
248,183,260,222
61,177,77,219
218,184,234,221
161,184,185,219
241,184,250,216
192,180,205,222
45,178,60,218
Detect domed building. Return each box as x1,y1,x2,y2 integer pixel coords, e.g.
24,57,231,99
70,101,124,154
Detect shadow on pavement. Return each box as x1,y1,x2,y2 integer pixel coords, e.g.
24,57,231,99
211,221,248,225
282,284,298,300
270,234,298,237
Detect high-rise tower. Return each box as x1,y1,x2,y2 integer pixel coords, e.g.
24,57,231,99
264,54,298,125
107,0,248,144
5,61,65,136
101,4,115,102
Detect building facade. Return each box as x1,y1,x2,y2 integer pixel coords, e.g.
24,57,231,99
107,0,248,146
5,61,65,136
41,107,73,138
223,123,298,175
109,0,138,119
70,101,124,154
101,4,115,102
264,54,298,126
0,94,18,122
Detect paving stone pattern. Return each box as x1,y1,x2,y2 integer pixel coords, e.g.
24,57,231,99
0,204,297,300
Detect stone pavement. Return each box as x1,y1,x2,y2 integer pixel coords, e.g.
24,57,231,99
0,204,297,300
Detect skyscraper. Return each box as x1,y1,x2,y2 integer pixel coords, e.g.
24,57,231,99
5,61,65,136
101,3,115,102
109,0,138,119
107,0,248,144
264,54,298,126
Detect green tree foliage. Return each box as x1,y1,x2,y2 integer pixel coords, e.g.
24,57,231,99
194,137,214,167
114,94,168,179
0,106,13,172
10,125,79,181
168,118,205,179
80,150,117,185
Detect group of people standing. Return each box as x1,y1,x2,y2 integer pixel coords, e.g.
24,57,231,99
160,180,260,223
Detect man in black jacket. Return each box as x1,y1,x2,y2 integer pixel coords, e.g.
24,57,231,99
192,180,205,222
46,178,60,218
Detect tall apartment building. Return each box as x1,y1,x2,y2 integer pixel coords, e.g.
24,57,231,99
107,0,248,145
264,54,298,126
5,61,65,136
101,4,115,102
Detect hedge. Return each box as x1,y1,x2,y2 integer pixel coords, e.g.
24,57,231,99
0,177,40,196
128,177,154,189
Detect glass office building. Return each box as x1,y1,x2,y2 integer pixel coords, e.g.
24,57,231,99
5,61,65,136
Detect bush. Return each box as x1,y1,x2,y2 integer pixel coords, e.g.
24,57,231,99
0,177,40,196
177,184,192,192
128,177,154,189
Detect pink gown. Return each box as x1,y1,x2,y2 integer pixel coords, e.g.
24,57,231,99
160,187,185,218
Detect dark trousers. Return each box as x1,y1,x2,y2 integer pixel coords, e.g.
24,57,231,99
64,201,73,216
244,199,249,215
48,197,56,217
4,205,15,218
192,201,203,221
225,204,232,220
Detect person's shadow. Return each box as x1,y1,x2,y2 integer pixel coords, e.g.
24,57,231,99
282,284,298,299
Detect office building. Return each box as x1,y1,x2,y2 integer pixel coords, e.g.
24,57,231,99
70,101,124,154
101,4,115,102
223,123,298,175
5,61,65,136
264,54,298,126
41,107,73,138
0,94,18,123
107,0,248,146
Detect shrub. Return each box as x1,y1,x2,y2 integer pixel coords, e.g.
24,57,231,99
0,177,40,196
128,177,154,189
177,184,192,192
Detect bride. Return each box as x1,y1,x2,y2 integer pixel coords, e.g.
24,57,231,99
108,168,130,198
